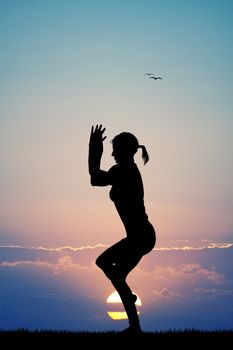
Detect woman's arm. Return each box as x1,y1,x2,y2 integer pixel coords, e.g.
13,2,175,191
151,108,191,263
88,124,111,186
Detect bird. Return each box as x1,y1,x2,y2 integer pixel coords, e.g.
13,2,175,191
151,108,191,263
149,76,163,80
144,73,163,80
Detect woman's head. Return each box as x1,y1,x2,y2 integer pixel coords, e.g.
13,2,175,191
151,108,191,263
111,132,149,165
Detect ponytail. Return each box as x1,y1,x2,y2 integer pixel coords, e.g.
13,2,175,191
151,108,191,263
138,145,149,165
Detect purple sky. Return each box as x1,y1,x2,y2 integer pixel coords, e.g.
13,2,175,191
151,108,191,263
1,241,232,331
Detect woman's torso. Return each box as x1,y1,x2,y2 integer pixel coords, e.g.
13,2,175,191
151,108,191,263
108,162,156,250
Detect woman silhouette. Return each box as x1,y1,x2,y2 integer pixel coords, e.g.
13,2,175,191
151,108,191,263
88,124,156,333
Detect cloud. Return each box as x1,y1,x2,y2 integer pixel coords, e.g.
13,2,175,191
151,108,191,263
0,253,96,281
152,288,183,301
0,244,107,267
0,260,54,268
143,263,225,284
155,241,233,251
180,263,225,284
193,288,233,305
0,242,233,331
194,288,233,296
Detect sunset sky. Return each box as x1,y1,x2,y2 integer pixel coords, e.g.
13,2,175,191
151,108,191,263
1,0,233,331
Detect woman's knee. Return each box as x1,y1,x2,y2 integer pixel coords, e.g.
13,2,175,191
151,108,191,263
96,254,108,270
95,255,102,268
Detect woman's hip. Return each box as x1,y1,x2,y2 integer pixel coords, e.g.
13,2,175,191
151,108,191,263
127,221,156,254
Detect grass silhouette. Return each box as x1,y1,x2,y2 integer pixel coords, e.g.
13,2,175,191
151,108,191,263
0,328,232,344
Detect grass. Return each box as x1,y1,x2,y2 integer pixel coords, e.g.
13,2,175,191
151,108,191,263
0,328,232,343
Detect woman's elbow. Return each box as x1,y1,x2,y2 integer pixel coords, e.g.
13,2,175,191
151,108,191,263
90,173,109,187
91,180,98,186
90,175,97,186
90,174,102,186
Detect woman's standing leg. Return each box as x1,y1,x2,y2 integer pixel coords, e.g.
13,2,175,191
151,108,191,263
96,239,143,332
110,271,141,332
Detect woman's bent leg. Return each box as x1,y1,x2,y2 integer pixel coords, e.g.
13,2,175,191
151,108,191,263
95,239,127,280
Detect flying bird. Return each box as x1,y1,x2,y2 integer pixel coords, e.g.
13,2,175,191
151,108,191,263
144,73,163,80
149,76,163,80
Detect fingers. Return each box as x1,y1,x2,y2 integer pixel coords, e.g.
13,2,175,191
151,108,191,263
91,124,106,137
94,124,105,133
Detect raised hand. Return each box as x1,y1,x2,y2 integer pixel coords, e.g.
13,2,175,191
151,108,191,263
88,124,107,174
89,124,107,145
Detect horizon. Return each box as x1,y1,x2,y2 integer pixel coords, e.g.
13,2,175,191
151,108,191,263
0,240,233,331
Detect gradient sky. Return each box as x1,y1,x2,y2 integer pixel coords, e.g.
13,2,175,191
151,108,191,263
1,0,233,331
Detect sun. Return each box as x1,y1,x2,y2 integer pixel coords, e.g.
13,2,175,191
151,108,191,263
106,291,142,320
107,291,142,306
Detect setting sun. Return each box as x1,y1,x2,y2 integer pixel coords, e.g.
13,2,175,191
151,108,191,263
107,291,142,320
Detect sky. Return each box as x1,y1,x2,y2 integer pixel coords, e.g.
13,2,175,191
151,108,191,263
0,0,233,331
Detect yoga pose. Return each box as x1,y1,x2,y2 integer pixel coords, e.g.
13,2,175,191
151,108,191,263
88,124,156,333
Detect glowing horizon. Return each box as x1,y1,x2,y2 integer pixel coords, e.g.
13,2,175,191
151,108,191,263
0,243,232,330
